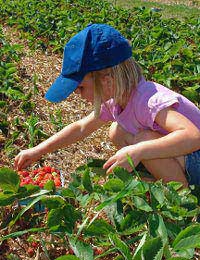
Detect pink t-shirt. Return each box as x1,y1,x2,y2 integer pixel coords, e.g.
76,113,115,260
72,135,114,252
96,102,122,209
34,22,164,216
100,78,200,135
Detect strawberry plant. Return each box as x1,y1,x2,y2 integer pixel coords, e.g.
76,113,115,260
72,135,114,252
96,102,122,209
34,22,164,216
0,26,24,101
1,159,200,259
0,26,50,161
0,0,199,103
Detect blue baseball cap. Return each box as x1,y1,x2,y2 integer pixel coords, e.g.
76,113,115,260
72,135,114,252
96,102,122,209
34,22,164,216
45,23,132,102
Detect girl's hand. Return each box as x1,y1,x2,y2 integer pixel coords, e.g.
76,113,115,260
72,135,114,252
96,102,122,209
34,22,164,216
103,144,142,174
14,148,42,170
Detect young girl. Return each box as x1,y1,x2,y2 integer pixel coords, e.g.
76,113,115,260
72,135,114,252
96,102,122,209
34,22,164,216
14,23,200,187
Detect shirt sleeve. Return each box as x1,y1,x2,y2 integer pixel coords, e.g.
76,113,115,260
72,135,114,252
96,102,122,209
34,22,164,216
135,91,180,130
99,99,115,122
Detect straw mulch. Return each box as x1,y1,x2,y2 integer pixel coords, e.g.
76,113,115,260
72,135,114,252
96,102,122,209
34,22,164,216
1,26,116,184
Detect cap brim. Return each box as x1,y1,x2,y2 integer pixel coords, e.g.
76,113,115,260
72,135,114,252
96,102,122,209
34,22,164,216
45,75,81,103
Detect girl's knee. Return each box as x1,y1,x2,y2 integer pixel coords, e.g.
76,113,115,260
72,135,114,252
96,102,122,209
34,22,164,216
134,130,163,142
109,122,132,147
109,122,124,143
109,125,163,147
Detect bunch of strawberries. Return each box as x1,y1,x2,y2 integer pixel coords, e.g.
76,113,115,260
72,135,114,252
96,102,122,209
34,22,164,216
18,166,62,188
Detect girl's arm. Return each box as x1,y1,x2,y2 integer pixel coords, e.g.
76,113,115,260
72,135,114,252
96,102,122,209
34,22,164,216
104,107,200,172
15,112,105,170
140,107,200,159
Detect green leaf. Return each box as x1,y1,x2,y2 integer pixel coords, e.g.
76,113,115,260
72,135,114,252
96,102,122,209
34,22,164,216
5,66,17,76
64,204,81,223
44,179,55,191
86,158,106,167
142,236,163,260
103,179,125,192
69,238,93,260
133,232,147,259
46,203,80,232
47,208,63,230
96,179,140,211
120,209,146,232
182,86,200,102
5,88,25,100
148,214,168,245
120,224,145,236
150,183,165,206
173,224,200,250
5,62,16,69
161,39,185,63
42,195,66,209
165,222,181,240
82,168,93,193
182,48,193,58
165,185,181,205
109,234,132,260
0,227,46,241
133,196,153,212
89,167,106,176
113,166,132,183
85,219,115,236
0,192,16,206
0,101,7,108
0,167,20,193
173,235,200,251
18,184,40,198
61,188,75,198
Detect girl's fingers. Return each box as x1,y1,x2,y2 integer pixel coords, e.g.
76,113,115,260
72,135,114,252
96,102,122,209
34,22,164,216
106,162,118,174
15,155,27,170
14,156,21,170
103,156,116,170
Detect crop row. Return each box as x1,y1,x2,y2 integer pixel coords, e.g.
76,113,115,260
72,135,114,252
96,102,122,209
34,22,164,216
0,0,199,103
1,0,199,161
1,160,200,259
0,26,51,160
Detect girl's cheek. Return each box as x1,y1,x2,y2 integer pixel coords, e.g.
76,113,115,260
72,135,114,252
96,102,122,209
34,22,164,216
74,89,79,94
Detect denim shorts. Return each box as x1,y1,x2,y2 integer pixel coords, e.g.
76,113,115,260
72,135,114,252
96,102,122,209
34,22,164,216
185,149,200,185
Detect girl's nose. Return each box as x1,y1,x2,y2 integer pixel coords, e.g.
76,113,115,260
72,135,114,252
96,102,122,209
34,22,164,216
74,88,80,94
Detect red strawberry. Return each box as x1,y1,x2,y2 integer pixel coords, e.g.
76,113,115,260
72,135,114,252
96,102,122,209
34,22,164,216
54,177,61,187
69,248,74,255
38,171,46,177
27,247,34,257
23,176,32,184
50,167,56,173
31,241,39,248
39,183,44,188
45,173,53,180
94,247,103,255
18,170,29,177
51,167,60,174
32,169,39,175
55,181,61,187
43,166,52,173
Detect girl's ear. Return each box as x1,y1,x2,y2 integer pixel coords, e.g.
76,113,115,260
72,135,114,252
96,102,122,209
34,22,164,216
101,74,115,99
102,73,113,89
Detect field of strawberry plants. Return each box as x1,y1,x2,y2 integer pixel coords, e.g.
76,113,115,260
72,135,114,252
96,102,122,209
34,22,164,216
0,0,200,259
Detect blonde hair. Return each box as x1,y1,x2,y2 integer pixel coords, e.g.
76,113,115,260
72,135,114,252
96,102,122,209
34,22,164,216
92,57,143,118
